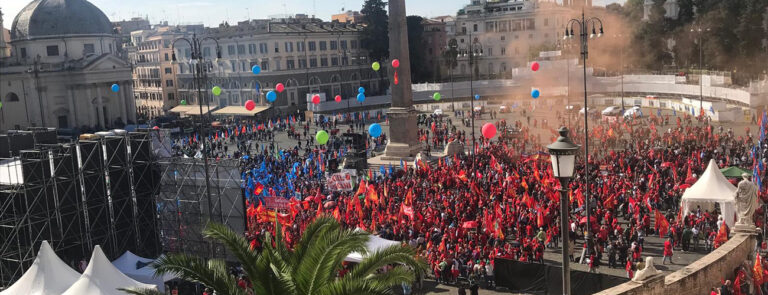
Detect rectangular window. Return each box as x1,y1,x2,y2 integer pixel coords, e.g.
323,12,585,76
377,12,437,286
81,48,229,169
319,41,327,51
168,93,175,100
164,53,169,61
83,44,95,54
331,57,339,66
310,58,317,68
285,42,293,52
320,57,328,67
501,47,506,55
228,45,236,55
261,60,269,71
260,43,268,54
274,42,280,53
351,40,358,49
248,44,256,54
237,44,245,55
20,48,27,58
330,40,338,50
487,48,493,56
166,80,174,87
341,56,348,66
308,41,316,51
298,58,307,69
230,60,237,71
297,41,305,52
46,45,59,56
340,40,348,50
165,67,172,74
286,59,295,69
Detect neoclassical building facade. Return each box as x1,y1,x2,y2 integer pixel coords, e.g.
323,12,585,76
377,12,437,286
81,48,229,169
0,0,135,131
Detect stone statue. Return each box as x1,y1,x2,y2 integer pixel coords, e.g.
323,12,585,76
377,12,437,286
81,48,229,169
632,257,662,282
735,173,759,227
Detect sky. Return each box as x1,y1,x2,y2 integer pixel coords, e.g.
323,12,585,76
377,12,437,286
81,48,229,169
1,0,623,30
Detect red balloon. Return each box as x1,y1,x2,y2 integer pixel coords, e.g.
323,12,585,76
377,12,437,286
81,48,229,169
244,99,256,111
335,95,342,102
531,61,540,72
152,126,160,130
481,123,497,139
312,95,320,105
392,59,400,68
276,83,285,93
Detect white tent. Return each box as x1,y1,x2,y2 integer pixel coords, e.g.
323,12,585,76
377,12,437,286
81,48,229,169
113,251,174,292
681,159,737,228
0,241,80,295
62,246,156,295
345,234,401,263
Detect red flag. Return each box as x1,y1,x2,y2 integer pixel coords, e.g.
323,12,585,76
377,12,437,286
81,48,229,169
437,238,445,252
714,222,728,248
654,209,669,238
401,204,414,219
332,206,340,221
754,253,765,289
365,184,379,204
253,183,264,196
537,209,544,228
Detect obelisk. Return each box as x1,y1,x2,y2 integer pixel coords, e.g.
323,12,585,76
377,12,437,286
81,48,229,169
383,0,423,159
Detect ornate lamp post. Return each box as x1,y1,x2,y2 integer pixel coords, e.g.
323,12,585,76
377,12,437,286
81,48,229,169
462,32,482,160
565,12,604,259
548,126,580,295
171,34,222,232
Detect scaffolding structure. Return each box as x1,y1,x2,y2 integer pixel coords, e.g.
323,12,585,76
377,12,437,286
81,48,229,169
155,157,245,259
0,131,161,287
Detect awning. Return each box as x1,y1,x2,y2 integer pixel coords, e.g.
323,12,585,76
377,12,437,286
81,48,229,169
169,105,216,116
212,106,270,116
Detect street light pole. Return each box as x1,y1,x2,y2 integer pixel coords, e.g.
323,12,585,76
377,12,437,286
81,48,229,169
465,31,482,162
565,11,603,260
172,34,222,257
548,127,580,295
691,26,709,116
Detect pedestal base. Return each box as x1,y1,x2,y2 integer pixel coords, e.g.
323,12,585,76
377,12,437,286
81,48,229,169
733,223,759,235
383,107,422,159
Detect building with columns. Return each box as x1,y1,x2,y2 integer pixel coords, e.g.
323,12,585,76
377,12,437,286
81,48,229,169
0,0,135,131
0,9,9,58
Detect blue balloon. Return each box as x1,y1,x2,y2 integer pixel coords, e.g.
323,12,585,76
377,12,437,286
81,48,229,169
358,87,365,94
531,89,541,99
266,91,277,103
474,94,480,100
111,84,120,93
357,93,365,103
368,123,382,138
251,65,261,75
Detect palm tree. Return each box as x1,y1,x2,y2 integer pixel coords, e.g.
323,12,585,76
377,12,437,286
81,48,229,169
122,217,426,295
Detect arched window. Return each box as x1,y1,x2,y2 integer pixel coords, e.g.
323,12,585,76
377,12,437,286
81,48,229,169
330,75,341,95
5,92,19,102
309,76,321,93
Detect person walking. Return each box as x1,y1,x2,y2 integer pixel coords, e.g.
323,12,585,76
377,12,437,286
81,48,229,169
663,237,673,264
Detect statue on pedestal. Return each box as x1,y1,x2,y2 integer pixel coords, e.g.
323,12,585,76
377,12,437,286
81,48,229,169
735,173,759,230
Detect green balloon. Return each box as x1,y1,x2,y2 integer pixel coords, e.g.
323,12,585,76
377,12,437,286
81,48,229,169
180,100,187,105
372,62,381,71
433,92,441,101
212,86,222,96
315,130,329,145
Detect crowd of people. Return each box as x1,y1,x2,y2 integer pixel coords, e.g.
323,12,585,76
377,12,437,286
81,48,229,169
167,104,765,292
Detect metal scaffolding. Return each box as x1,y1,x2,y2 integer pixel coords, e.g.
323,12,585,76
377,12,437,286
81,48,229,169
0,131,161,287
155,157,245,259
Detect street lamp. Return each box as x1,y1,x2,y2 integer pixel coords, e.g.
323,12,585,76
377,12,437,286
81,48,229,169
462,32,483,160
547,126,580,295
171,34,223,257
444,38,459,113
565,11,604,260
691,25,710,116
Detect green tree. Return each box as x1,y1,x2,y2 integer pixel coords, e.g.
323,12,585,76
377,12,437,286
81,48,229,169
122,218,426,295
361,0,389,62
406,15,430,83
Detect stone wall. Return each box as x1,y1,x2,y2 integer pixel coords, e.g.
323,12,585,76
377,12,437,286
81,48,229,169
595,234,755,295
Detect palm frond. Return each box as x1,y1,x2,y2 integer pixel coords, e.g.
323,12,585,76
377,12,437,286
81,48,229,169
357,267,416,288
346,245,427,281
290,216,340,265
293,225,369,295
315,279,394,295
150,254,246,295
202,223,266,289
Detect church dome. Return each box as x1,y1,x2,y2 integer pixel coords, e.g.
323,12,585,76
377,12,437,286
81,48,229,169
11,0,114,41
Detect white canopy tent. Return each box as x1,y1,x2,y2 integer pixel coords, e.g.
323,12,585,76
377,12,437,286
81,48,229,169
681,159,737,228
0,241,80,295
113,251,174,292
62,246,156,295
345,234,401,263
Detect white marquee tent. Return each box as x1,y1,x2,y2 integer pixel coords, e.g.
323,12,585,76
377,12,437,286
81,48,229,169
345,234,401,263
113,251,174,292
62,246,156,295
0,241,80,295
681,159,737,228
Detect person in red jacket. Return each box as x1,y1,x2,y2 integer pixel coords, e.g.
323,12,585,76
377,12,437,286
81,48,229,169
662,237,673,265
